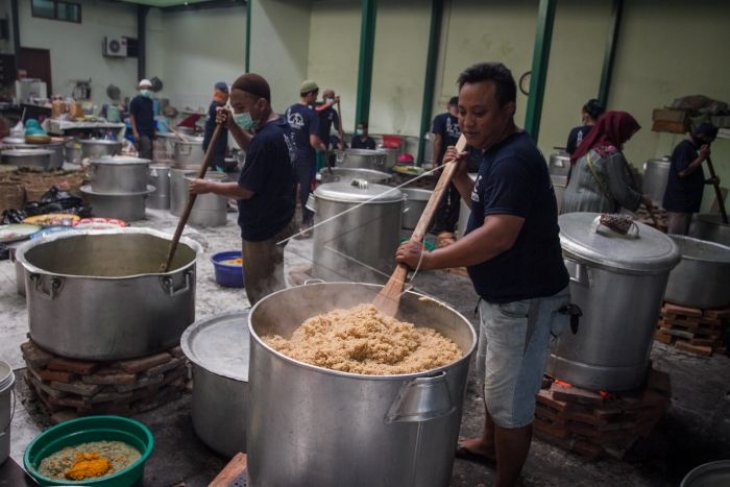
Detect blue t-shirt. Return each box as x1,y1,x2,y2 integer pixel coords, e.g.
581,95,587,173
351,136,376,150
129,95,155,138
432,112,461,164
316,105,340,147
466,131,568,303
237,117,296,241
202,101,229,167
662,139,705,213
286,103,320,164
565,125,592,155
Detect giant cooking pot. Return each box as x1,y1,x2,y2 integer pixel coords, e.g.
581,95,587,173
89,156,150,194
340,148,389,172
17,228,199,360
547,213,680,391
1,149,54,170
642,156,671,206
313,181,403,284
247,282,476,487
173,137,204,167
664,235,730,309
80,139,122,160
689,213,730,247
3,137,65,169
318,167,391,185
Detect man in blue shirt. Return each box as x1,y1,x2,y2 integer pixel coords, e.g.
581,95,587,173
287,80,327,237
190,73,296,305
397,62,569,487
431,96,462,241
129,79,155,160
202,81,229,171
350,122,376,150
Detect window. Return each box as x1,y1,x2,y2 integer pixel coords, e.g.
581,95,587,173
31,0,82,23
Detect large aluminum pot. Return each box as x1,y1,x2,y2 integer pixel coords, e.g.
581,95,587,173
318,167,391,185
184,174,228,227
247,282,476,487
3,137,65,169
664,235,730,309
312,182,403,284
148,165,171,210
173,137,204,167
548,152,571,178
1,149,54,170
547,213,680,391
89,156,150,194
340,148,389,172
17,228,199,360
689,213,730,247
181,311,249,457
457,173,479,237
81,185,155,221
681,460,730,487
0,360,14,466
402,188,432,231
80,139,122,160
170,168,195,216
642,156,671,206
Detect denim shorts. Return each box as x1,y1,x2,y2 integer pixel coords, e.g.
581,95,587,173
476,286,570,428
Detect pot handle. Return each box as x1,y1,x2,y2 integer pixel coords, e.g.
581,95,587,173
29,274,64,300
385,371,455,423
160,269,193,296
565,259,590,287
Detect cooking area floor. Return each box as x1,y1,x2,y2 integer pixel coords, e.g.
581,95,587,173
1,208,729,486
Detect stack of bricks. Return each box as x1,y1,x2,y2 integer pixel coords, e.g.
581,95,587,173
634,207,668,233
534,368,671,460
21,340,189,423
655,302,730,357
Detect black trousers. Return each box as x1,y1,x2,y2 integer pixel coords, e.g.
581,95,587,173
431,182,461,234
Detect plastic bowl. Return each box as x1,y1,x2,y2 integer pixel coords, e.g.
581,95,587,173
211,250,245,288
24,415,154,487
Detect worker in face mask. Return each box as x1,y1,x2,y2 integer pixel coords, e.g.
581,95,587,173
202,81,230,171
129,79,155,160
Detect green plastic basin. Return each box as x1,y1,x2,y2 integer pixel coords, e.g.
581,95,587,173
23,415,154,487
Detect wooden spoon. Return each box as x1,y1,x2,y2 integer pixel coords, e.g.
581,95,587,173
373,134,468,317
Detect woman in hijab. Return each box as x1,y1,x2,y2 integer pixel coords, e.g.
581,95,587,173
561,111,653,214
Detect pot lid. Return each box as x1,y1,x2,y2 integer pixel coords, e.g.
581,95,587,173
91,155,149,165
181,311,250,382
80,139,122,145
559,212,680,272
315,181,403,203
3,136,25,144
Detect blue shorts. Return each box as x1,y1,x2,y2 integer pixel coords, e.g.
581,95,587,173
477,286,570,428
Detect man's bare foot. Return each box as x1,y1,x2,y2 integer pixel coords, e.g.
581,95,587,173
455,436,497,464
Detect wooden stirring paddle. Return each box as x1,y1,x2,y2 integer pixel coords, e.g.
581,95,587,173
161,124,224,272
373,134,468,317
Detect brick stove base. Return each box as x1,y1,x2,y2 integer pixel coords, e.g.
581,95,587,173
655,302,730,357
21,340,190,423
534,368,671,460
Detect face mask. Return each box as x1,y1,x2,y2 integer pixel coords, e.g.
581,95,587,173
325,98,334,104
234,111,258,131
140,89,151,98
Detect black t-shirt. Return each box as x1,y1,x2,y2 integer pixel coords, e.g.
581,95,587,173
129,95,155,138
565,125,592,155
662,139,705,213
316,104,340,146
466,131,568,303
350,136,376,150
286,103,319,164
432,112,460,164
237,117,296,241
202,101,228,164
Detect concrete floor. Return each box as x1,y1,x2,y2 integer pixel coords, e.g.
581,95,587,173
1,207,729,486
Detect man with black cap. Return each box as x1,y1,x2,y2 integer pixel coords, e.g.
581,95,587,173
286,80,327,237
202,81,230,171
663,122,720,235
189,73,297,305
129,78,155,160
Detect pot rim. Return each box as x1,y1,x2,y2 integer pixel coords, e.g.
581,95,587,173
79,139,123,145
248,282,477,381
16,227,201,279
1,149,55,156
81,184,156,196
669,234,730,263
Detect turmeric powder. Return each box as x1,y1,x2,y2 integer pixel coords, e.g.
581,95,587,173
64,452,112,480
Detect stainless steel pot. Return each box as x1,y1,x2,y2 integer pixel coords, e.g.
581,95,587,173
173,137,204,166
247,282,476,487
65,140,82,165
184,174,228,227
17,228,199,360
181,311,250,457
81,185,155,221
1,149,54,170
380,147,399,171
340,148,389,172
681,460,730,487
89,156,150,194
313,182,403,284
80,139,122,160
689,213,730,247
170,168,195,216
148,165,171,210
3,138,65,169
548,152,571,178
642,156,671,206
664,235,730,309
547,213,680,391
402,188,432,231
318,167,391,185
457,173,479,237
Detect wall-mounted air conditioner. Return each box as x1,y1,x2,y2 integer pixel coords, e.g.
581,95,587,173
103,36,127,58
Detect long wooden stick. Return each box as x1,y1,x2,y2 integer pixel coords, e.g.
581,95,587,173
373,134,467,317
161,124,224,272
706,156,728,224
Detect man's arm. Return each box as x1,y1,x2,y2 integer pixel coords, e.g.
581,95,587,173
678,144,710,178
190,180,255,200
310,134,327,152
432,133,443,167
